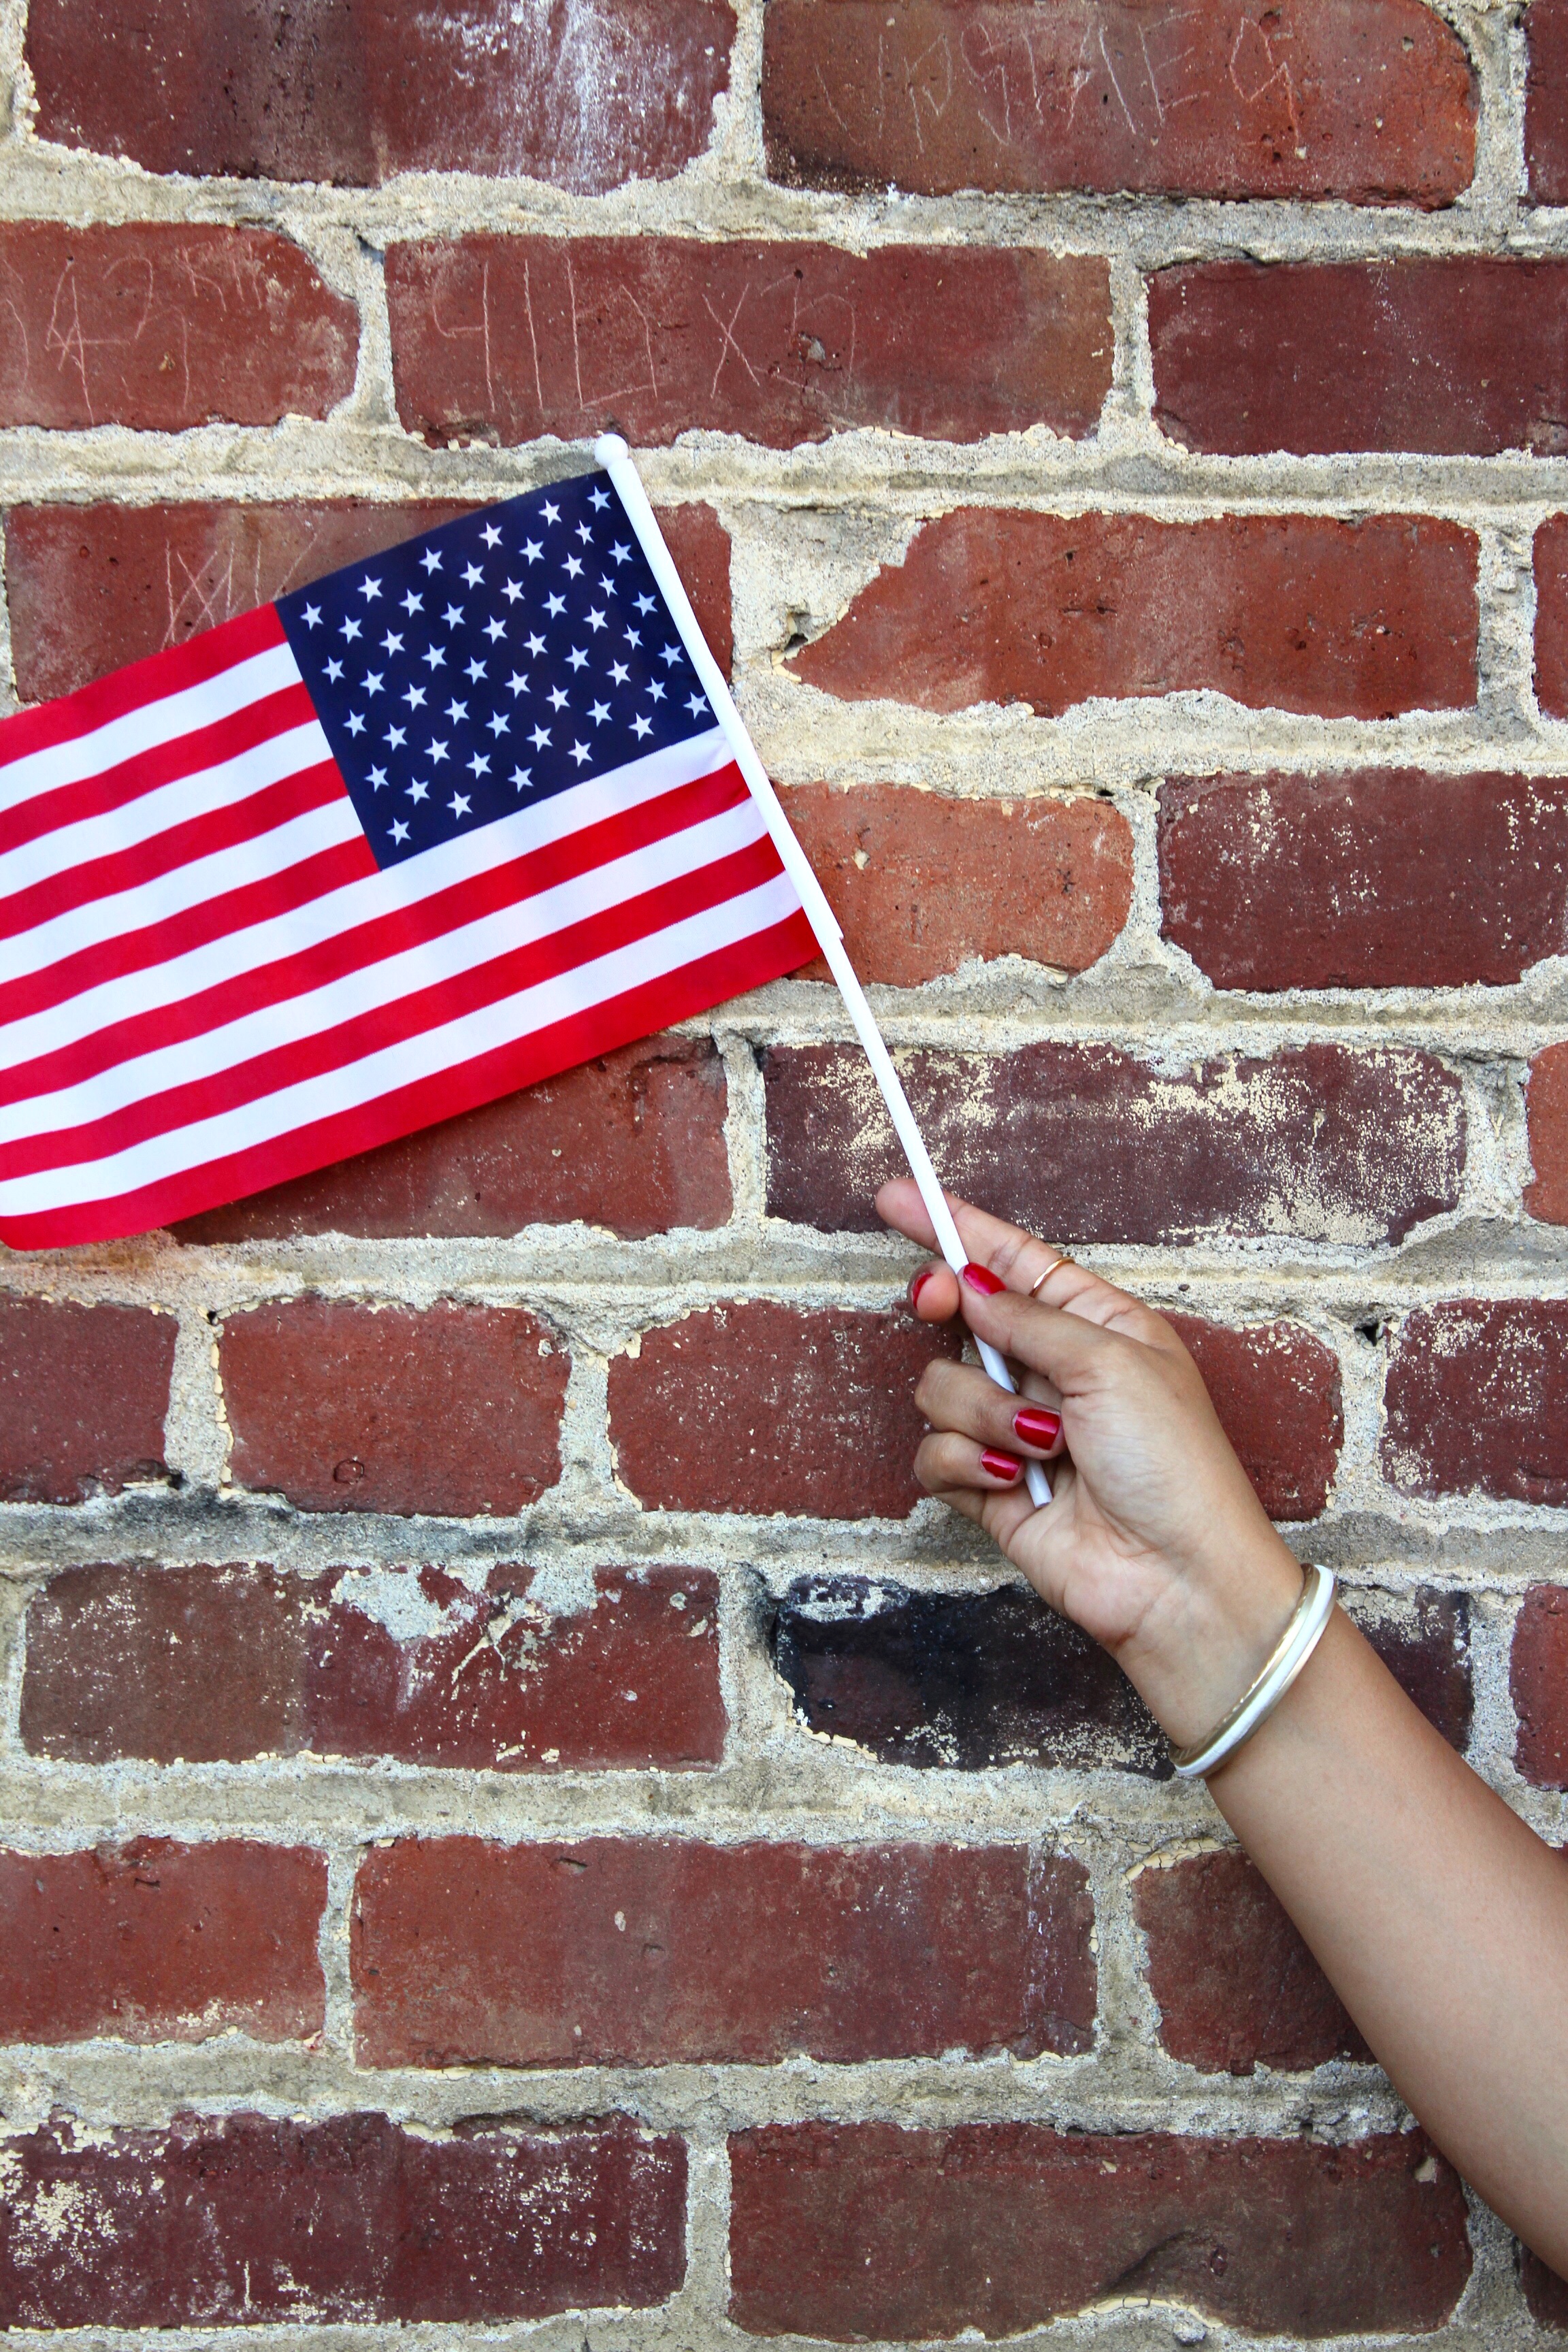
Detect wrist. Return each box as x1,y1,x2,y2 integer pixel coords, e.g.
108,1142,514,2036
1111,1525,1307,1752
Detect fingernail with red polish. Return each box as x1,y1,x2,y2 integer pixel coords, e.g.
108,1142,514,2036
1013,1407,1061,1447
909,1267,936,1310
962,1262,1006,1296
981,1448,1022,1483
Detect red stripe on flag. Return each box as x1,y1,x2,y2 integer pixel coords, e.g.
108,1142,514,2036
0,682,318,861
0,762,755,1103
0,910,819,1247
1,836,787,1178
0,602,287,772
0,835,380,1030
0,760,350,942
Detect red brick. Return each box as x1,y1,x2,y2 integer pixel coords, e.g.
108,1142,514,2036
21,1562,723,1770
772,1576,1469,1775
387,238,1112,448
220,1296,567,1516
764,0,1475,203
0,1842,325,2044
1151,259,1568,457
0,2112,684,2324
1383,1301,1568,1504
1528,0,1568,202
608,1299,962,1520
1535,514,1568,719
1512,1586,1568,1788
353,1837,1094,2066
764,1041,1465,1249
785,785,1132,985
27,0,733,189
1135,1849,1367,2074
0,1296,175,1506
1162,770,1568,992
728,2123,1471,2339
175,1036,730,1242
1526,1044,1568,1222
789,510,1476,719
1167,1314,1342,1521
6,498,730,704
1522,2244,1568,2325
0,225,354,431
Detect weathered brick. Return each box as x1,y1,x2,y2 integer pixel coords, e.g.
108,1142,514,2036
1383,1301,1568,1504
1512,1586,1568,1788
1151,259,1568,457
1167,1314,1342,1522
764,0,1475,204
1526,1045,1568,1223
785,785,1132,985
352,1837,1094,2066
608,1300,962,1520
27,0,734,189
0,2112,685,2325
0,225,354,431
772,1578,1471,1774
387,238,1112,448
1135,1850,1367,2075
1535,514,1568,719
1161,771,1568,991
6,498,730,704
1522,2244,1568,2326
20,1563,723,1769
728,2123,1470,2340
0,1297,175,1507
175,1037,730,1242
220,1296,568,1517
0,1841,325,2044
1351,1588,1473,1751
1528,0,1568,203
765,1041,1465,1249
789,510,1476,719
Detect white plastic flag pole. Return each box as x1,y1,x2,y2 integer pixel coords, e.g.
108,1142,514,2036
595,434,1051,1509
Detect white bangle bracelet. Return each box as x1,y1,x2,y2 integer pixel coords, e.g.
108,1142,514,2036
1170,1565,1338,1780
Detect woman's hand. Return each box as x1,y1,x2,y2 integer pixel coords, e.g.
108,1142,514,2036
880,1177,1305,1749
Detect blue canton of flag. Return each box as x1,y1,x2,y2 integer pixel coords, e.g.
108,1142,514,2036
277,474,715,867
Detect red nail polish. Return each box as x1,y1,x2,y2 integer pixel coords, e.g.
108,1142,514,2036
909,1267,936,1310
1013,1407,1061,1446
962,1262,1006,1296
981,1448,1022,1483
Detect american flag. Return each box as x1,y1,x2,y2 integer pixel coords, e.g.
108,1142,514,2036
0,468,817,1250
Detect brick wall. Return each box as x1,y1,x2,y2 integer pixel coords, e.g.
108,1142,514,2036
3,0,1568,2341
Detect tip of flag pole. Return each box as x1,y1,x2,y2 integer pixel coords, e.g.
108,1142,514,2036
594,433,630,465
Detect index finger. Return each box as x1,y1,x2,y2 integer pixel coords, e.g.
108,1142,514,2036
876,1177,1179,1350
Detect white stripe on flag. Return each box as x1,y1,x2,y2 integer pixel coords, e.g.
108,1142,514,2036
0,870,801,1216
0,719,331,898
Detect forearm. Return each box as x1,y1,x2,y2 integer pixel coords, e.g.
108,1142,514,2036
1208,1600,1568,2270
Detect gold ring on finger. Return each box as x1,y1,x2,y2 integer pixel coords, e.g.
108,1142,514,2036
1027,1252,1073,1298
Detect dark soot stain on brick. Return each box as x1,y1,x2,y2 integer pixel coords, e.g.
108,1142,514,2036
770,1578,1169,1776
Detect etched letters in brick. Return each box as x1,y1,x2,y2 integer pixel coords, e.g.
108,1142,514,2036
387,239,1112,448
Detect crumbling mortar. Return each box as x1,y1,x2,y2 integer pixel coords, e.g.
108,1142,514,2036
0,2038,1415,2149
